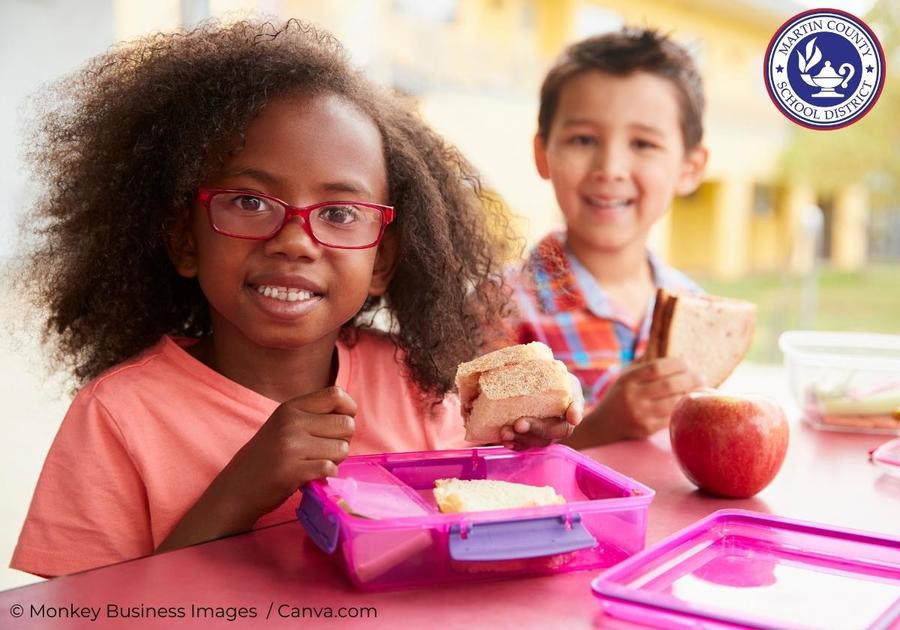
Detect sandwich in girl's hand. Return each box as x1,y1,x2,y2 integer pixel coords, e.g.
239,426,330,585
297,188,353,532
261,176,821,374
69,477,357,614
455,342,575,443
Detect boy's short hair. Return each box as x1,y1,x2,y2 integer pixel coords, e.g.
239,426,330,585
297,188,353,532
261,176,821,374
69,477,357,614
538,28,705,149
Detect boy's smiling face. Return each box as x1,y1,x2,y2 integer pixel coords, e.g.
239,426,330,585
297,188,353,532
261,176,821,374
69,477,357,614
535,70,707,258
169,93,395,356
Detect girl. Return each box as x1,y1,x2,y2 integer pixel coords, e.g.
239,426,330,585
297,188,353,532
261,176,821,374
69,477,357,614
11,20,580,578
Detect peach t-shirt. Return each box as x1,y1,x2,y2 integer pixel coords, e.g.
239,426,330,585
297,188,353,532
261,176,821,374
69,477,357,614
11,330,468,577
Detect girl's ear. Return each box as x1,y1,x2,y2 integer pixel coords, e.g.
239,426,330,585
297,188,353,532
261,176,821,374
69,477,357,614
368,230,399,297
165,216,199,278
533,132,551,180
675,145,709,196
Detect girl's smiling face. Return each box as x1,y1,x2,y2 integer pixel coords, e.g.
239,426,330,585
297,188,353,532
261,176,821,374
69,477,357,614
170,92,394,355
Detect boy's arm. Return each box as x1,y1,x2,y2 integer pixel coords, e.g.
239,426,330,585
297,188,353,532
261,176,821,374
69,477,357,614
564,358,704,449
562,401,627,448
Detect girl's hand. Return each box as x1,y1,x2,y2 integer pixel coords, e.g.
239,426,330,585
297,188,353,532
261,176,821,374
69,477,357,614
499,374,584,449
216,385,357,517
157,386,356,553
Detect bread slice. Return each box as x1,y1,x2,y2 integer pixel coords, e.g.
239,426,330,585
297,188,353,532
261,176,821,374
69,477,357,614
433,478,565,513
455,342,572,443
644,290,756,387
455,342,554,408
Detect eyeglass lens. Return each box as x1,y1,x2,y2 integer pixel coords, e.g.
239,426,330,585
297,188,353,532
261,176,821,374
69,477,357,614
209,192,384,247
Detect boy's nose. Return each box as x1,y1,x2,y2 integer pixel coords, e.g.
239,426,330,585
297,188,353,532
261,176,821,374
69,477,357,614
263,215,323,260
591,145,628,180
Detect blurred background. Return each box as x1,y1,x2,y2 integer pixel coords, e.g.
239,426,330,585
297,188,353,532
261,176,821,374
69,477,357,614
1,0,897,589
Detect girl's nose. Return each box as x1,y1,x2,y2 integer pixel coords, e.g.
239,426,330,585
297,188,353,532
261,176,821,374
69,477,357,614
262,215,323,260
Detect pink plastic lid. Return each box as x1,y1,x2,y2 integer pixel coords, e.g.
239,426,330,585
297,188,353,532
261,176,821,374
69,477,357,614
591,509,900,629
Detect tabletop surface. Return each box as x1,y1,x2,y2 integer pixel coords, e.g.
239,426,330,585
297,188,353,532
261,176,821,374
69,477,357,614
2,408,898,628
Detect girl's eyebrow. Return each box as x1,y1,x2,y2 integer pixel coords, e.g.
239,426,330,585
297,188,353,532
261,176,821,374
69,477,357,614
223,167,281,186
320,181,372,197
222,168,372,198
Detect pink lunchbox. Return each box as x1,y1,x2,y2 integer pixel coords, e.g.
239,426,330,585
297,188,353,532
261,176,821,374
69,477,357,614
298,445,654,590
592,509,900,629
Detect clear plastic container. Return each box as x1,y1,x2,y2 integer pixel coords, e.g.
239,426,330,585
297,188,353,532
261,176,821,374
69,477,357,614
297,445,654,590
592,509,900,629
872,437,900,477
779,331,900,434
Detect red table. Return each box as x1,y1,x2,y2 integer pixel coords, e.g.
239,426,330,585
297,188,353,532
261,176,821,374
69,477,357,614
2,421,897,629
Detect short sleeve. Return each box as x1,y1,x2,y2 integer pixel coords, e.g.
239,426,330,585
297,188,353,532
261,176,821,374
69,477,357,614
10,390,153,577
424,392,473,450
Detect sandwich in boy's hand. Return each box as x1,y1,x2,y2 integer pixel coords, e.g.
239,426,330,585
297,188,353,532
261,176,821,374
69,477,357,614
643,288,757,387
455,342,573,443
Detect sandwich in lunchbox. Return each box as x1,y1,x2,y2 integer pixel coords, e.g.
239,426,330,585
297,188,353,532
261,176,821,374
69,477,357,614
433,478,566,513
643,288,757,387
455,342,573,443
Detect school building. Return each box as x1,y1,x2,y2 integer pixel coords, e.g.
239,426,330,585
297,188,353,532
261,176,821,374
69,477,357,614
110,0,871,279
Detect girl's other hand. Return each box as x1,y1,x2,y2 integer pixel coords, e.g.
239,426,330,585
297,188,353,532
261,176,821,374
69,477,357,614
157,386,356,553
499,373,584,449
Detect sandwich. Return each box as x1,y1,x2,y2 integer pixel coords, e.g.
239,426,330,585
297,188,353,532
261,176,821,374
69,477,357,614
643,288,757,387
433,478,566,513
455,342,573,443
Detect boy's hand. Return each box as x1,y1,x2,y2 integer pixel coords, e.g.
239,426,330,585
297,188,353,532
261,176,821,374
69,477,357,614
499,374,584,449
588,357,703,442
157,386,355,553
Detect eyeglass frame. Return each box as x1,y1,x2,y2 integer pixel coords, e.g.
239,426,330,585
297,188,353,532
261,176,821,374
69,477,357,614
196,187,395,250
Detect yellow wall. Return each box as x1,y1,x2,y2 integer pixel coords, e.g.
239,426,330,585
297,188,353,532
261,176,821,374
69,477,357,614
750,206,780,272
670,183,715,273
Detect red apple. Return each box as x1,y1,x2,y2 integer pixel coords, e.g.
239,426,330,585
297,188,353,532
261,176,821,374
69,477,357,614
669,390,789,499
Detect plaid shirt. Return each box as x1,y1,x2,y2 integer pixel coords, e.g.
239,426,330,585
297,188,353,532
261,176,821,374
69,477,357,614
506,232,702,407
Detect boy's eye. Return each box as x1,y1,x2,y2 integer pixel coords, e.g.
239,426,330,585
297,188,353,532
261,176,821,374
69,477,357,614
317,204,361,227
633,139,660,150
566,135,597,146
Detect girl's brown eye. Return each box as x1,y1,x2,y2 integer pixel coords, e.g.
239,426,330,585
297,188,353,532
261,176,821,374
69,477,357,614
236,196,265,212
318,204,360,226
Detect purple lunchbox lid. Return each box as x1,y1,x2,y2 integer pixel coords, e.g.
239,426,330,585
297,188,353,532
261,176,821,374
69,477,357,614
591,509,900,630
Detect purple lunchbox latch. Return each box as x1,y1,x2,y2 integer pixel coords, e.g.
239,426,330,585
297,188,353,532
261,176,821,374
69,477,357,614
297,490,340,554
448,513,597,561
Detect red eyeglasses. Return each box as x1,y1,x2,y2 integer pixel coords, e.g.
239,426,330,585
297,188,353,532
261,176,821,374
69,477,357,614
197,188,395,249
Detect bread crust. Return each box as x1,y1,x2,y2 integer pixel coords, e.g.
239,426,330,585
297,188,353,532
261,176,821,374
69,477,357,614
455,343,573,443
644,288,670,361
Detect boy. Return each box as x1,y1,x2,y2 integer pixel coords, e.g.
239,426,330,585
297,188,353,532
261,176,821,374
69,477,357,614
505,28,708,447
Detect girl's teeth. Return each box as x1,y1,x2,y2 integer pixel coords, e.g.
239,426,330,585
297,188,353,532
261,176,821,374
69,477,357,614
255,285,316,302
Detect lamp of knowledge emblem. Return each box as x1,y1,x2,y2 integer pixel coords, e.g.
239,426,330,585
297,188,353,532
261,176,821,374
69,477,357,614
765,9,885,129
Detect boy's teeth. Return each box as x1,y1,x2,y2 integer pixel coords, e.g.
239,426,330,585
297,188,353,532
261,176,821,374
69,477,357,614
255,285,316,302
588,197,630,208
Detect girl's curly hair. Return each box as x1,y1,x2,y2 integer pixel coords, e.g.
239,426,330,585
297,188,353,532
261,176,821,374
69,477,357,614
19,19,520,397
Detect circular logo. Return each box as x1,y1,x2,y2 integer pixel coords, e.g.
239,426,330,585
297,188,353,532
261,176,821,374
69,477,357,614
764,9,886,129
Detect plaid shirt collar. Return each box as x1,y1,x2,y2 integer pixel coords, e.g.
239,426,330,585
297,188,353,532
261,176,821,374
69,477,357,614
525,231,694,324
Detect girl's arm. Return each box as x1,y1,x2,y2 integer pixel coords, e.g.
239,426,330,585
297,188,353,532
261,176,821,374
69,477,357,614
157,386,356,552
11,394,153,577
